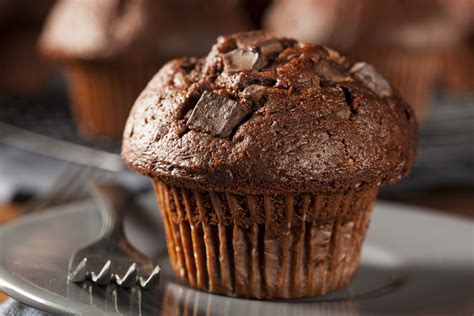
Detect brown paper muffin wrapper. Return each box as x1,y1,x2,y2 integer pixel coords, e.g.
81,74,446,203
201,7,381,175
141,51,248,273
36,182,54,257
65,62,158,138
152,180,379,299
0,30,52,95
350,48,441,121
441,45,474,95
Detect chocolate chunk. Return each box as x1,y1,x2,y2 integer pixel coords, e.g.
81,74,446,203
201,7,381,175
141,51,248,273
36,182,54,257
242,84,266,105
259,39,284,58
350,62,392,97
279,47,302,62
314,60,351,83
187,91,249,138
223,49,263,73
235,31,273,48
216,36,237,53
323,46,341,60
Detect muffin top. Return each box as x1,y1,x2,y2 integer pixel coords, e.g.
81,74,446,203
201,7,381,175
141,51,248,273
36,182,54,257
39,0,249,62
0,0,53,30
122,31,418,194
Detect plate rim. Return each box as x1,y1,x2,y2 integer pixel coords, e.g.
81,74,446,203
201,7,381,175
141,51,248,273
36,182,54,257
0,200,472,314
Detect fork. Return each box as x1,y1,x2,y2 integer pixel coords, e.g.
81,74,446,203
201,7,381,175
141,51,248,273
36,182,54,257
67,182,160,289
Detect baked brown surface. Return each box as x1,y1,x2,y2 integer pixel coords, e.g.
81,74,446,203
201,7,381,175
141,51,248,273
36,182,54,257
122,31,418,194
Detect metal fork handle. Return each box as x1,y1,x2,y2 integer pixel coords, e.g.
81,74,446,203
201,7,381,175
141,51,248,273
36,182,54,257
89,182,130,240
90,182,154,264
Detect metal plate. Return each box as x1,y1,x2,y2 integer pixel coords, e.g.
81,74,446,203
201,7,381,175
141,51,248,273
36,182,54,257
0,196,473,315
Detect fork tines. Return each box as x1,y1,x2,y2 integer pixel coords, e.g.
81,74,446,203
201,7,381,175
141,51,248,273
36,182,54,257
68,258,161,290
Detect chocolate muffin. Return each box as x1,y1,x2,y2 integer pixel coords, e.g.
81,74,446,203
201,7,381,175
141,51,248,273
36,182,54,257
0,0,54,95
242,0,273,29
122,31,418,299
439,0,474,95
40,0,249,138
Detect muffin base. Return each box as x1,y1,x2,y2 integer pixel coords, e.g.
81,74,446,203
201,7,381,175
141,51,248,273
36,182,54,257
153,180,378,299
441,45,474,95
65,62,158,139
0,30,52,95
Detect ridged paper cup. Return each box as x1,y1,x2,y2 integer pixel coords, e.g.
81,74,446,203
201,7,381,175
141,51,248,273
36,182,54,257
65,62,158,138
441,45,474,95
152,180,379,299
0,30,52,95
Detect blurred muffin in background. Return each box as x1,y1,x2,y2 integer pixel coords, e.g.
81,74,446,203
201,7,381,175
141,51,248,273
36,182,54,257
40,0,250,139
439,1,474,96
350,0,473,119
264,0,365,52
264,0,474,120
0,0,54,96
242,0,273,28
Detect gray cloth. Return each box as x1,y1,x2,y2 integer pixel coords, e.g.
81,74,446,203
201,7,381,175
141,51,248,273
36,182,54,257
0,145,65,202
0,299,49,316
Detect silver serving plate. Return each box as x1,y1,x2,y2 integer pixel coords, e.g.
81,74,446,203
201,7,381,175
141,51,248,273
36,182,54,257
0,195,472,315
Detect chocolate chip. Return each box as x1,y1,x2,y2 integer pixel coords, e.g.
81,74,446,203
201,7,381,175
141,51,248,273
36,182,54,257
314,60,351,83
278,47,301,62
323,46,341,60
222,49,263,73
243,84,266,96
186,91,249,138
259,39,284,58
235,31,273,48
216,36,237,53
242,85,266,105
350,62,392,97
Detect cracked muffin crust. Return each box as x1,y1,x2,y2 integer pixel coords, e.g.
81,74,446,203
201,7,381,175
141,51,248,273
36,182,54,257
122,31,418,194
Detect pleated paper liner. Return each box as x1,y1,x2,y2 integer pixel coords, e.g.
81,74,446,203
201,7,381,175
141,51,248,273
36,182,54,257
0,30,53,96
440,45,474,96
65,62,158,139
153,180,378,299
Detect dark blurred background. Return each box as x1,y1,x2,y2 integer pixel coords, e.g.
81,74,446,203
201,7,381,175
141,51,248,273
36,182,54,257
0,0,472,240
